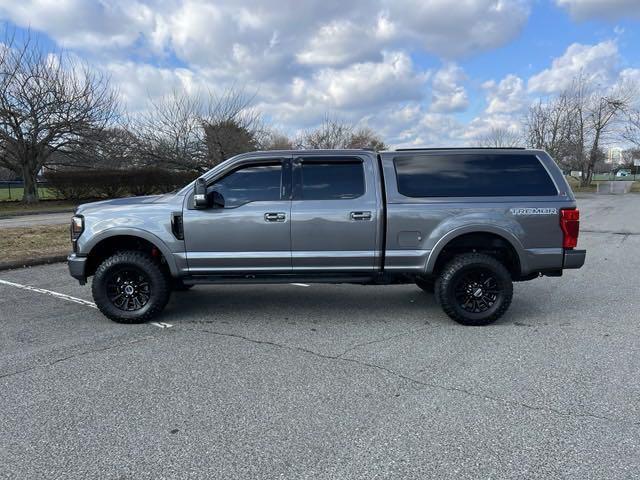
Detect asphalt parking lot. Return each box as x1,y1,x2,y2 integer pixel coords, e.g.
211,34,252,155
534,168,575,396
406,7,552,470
1,194,639,479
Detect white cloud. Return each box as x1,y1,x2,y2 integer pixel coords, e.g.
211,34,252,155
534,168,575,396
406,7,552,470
0,0,531,61
393,112,467,147
556,0,640,21
290,51,427,112
0,0,154,50
104,62,209,112
528,40,619,93
386,0,531,58
464,114,523,142
429,63,469,113
296,14,393,67
2,0,638,148
483,74,527,114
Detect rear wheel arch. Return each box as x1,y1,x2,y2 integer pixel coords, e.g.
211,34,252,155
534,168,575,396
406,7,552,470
426,229,524,279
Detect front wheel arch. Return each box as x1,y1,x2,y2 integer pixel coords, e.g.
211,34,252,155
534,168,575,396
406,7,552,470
84,233,176,278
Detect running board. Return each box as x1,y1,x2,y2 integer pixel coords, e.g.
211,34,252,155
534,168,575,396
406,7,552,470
182,273,378,285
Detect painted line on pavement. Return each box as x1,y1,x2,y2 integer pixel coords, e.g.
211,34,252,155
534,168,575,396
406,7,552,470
290,283,310,287
150,322,173,329
0,278,97,308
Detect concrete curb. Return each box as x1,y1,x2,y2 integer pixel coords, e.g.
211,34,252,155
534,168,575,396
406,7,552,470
0,255,67,271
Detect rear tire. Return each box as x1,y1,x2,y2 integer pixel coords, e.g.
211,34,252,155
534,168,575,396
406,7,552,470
92,250,171,324
435,253,513,326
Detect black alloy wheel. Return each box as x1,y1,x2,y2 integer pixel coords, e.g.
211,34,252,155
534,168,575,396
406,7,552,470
105,267,151,311
435,253,513,326
92,250,171,323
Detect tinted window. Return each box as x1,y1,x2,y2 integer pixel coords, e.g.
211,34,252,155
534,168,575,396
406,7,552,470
394,154,557,197
210,163,282,207
300,161,365,200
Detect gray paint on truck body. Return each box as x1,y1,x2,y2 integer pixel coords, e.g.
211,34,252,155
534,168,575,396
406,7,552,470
68,148,584,283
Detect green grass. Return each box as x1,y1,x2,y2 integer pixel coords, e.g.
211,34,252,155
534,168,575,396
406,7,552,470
0,186,60,202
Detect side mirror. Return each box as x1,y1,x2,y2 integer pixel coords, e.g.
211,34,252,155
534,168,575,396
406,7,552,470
208,189,225,209
194,177,208,208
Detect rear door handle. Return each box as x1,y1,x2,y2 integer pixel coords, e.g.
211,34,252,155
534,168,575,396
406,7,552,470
350,211,372,221
265,212,286,222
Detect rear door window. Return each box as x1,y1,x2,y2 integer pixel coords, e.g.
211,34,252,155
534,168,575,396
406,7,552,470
394,154,558,197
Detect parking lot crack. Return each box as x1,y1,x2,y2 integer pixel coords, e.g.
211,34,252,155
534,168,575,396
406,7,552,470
581,229,640,236
189,326,638,427
0,335,157,382
336,326,433,359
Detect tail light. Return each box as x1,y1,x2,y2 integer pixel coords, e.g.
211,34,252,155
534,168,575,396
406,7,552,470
560,208,579,249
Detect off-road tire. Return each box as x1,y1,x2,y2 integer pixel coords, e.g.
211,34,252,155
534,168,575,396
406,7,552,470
92,250,171,324
435,253,513,326
415,277,435,293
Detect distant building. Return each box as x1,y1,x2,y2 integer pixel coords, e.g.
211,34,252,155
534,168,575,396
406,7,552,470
606,147,623,165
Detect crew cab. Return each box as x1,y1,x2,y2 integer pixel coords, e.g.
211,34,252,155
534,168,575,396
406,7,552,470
68,148,585,326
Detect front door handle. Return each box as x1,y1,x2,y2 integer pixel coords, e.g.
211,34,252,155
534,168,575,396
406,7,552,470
350,211,372,221
265,212,286,222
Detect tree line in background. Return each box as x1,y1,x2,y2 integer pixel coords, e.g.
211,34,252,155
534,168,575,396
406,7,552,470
0,32,386,203
1,31,640,202
477,74,640,187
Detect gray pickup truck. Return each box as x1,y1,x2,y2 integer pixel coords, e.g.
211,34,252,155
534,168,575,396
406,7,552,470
68,148,585,326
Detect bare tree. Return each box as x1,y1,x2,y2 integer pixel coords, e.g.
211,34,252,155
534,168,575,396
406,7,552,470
135,88,263,173
346,127,387,151
524,76,636,185
202,89,263,167
524,94,575,162
0,166,16,181
58,125,141,170
0,31,119,202
135,90,207,172
298,116,386,150
475,127,522,148
575,80,635,186
623,109,640,148
298,116,353,149
260,130,295,150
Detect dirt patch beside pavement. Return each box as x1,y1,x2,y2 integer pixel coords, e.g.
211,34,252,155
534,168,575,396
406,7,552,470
0,224,70,267
0,199,78,217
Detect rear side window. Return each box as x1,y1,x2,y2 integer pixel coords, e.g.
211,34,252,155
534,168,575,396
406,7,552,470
394,154,558,197
210,163,282,207
299,160,365,200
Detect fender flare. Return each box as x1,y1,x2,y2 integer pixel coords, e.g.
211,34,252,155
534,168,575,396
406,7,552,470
424,225,527,275
83,227,179,276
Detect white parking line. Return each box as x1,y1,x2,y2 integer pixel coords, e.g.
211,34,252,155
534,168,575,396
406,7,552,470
290,283,310,287
150,322,173,329
0,279,97,308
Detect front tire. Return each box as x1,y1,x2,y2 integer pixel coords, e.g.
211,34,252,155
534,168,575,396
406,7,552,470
435,253,513,326
92,251,171,324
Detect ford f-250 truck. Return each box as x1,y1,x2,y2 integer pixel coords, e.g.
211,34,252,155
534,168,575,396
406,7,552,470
68,148,585,326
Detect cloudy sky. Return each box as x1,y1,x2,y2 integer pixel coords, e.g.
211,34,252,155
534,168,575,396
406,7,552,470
1,0,639,147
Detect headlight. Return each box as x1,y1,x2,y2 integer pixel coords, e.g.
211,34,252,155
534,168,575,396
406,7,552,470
70,215,84,241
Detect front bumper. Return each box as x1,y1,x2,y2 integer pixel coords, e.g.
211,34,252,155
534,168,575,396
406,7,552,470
563,249,586,269
68,253,88,285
